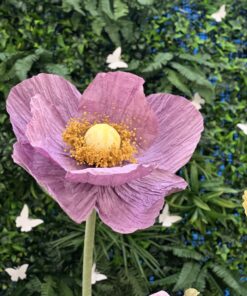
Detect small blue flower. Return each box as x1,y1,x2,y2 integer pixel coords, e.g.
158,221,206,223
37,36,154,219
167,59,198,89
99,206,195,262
197,32,208,40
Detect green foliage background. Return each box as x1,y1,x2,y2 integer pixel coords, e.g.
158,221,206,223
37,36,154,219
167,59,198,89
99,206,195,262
0,0,246,295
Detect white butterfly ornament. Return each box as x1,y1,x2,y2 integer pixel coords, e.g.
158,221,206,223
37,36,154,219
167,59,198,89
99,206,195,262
5,264,29,282
211,5,226,22
16,204,43,232
191,93,205,110
91,263,107,285
237,123,247,135
159,204,182,227
106,47,128,70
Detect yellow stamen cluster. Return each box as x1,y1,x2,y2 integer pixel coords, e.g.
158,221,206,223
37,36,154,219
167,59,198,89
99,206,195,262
242,190,247,216
62,118,137,167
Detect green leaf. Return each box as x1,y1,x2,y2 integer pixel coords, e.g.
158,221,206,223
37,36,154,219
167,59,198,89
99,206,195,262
143,53,173,72
58,281,74,296
173,262,201,291
137,0,154,5
190,162,199,193
14,54,39,80
62,0,84,15
45,64,70,77
193,197,211,211
171,62,213,89
210,264,246,295
179,53,215,68
113,0,129,20
166,69,192,97
210,198,239,208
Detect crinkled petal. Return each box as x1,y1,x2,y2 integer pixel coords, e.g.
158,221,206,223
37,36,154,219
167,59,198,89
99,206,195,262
26,94,76,170
78,71,158,150
13,142,97,223
96,169,187,233
65,163,154,186
6,73,81,142
139,94,204,173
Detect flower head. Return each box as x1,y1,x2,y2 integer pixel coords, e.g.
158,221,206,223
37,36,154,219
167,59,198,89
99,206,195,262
242,191,247,216
184,288,200,296
7,72,203,233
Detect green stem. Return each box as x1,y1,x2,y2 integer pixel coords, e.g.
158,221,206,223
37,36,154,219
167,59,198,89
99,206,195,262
82,210,96,296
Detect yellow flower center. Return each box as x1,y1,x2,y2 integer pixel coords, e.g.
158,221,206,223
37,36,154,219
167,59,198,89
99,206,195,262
62,118,137,168
84,123,121,151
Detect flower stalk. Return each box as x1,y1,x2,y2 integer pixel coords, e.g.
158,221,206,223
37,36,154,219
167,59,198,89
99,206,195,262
82,210,96,296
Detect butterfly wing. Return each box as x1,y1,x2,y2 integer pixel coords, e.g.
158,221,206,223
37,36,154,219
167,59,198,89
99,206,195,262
16,204,29,228
18,264,28,280
95,272,107,283
211,5,226,22
108,61,128,70
237,123,247,135
191,93,205,110
20,218,43,232
219,5,226,18
29,219,44,228
5,268,19,282
106,47,121,64
162,215,182,227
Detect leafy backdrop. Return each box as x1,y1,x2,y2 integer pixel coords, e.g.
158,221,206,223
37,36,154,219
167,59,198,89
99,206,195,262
0,0,246,295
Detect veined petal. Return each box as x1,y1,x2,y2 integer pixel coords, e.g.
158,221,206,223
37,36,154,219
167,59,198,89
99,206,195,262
13,142,97,223
6,73,81,142
96,169,187,233
65,163,154,186
78,71,158,150
26,94,76,170
140,93,203,173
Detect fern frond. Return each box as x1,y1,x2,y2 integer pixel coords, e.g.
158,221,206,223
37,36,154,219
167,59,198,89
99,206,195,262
210,264,245,295
161,245,203,261
62,0,84,15
179,53,215,68
100,0,114,19
173,262,201,291
142,53,173,72
171,62,213,89
166,69,192,97
41,276,57,296
194,266,208,292
113,0,129,20
45,64,70,77
14,54,39,80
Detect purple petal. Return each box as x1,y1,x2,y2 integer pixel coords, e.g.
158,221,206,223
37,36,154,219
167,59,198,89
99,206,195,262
26,94,76,170
96,169,187,233
65,164,154,186
78,71,158,150
13,142,97,223
6,73,81,142
139,94,204,173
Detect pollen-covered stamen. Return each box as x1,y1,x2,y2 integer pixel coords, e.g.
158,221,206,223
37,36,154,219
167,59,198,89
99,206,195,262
62,119,137,168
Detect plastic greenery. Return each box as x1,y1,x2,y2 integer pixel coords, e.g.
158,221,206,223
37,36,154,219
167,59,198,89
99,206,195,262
0,0,246,295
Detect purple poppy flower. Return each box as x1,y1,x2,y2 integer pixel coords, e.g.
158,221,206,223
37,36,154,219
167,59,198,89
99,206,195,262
7,71,203,233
